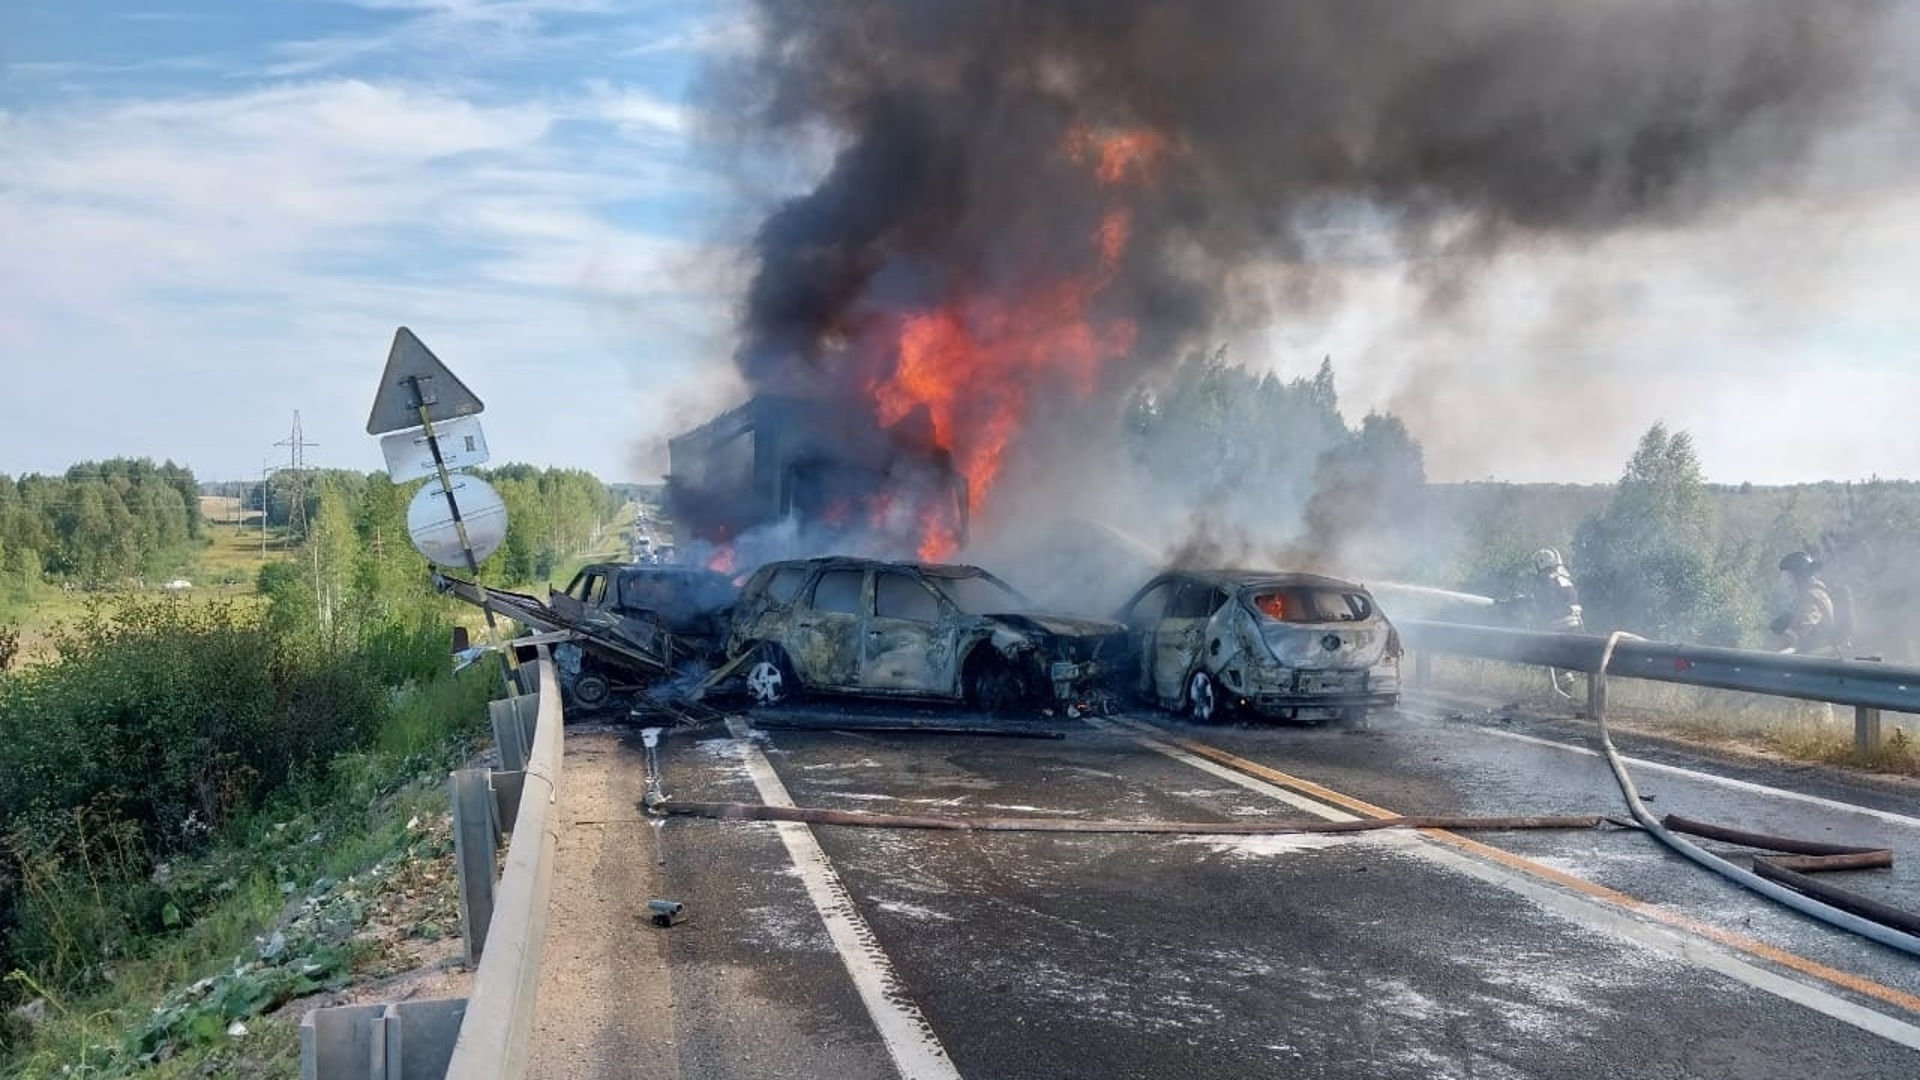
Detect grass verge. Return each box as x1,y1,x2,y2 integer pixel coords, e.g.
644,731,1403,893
1,668,497,1078
1424,656,1920,778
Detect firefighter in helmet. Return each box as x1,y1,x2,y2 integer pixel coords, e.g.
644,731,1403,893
1526,548,1584,634
1512,548,1583,696
1770,550,1838,657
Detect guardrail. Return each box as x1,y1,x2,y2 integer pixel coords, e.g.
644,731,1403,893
1398,619,1918,752
301,644,564,1080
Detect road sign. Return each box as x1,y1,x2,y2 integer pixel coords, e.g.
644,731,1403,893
380,415,491,483
366,327,486,435
407,474,509,569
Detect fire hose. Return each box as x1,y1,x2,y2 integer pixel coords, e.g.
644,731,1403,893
1589,630,1920,958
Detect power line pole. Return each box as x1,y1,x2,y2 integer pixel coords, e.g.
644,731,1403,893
274,410,320,540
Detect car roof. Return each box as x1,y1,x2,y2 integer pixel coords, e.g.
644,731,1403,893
1159,568,1371,593
580,562,728,579
758,555,993,577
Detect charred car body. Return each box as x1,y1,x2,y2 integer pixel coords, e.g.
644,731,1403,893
1117,569,1402,723
726,556,1127,712
547,563,738,708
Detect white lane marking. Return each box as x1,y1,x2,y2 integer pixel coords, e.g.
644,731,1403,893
1406,707,1920,829
731,726,963,1080
1090,716,1920,1051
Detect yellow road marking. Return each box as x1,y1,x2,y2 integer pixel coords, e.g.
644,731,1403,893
1166,731,1920,1017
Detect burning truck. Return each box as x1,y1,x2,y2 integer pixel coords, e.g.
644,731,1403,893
666,394,971,568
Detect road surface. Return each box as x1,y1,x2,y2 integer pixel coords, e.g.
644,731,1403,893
528,697,1920,1079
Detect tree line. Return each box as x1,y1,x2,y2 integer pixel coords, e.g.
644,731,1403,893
0,460,205,595
1114,354,1915,659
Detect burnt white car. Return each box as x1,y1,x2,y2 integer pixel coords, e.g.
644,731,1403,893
1117,569,1402,723
726,556,1129,712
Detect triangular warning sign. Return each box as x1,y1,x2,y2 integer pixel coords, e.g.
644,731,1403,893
366,327,486,435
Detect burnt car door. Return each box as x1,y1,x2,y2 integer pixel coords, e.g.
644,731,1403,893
862,569,959,695
1118,578,1178,699
1153,580,1227,704
789,566,865,690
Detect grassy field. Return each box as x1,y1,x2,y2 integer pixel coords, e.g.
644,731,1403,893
3,500,279,668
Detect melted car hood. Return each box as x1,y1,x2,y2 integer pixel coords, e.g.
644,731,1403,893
986,612,1128,638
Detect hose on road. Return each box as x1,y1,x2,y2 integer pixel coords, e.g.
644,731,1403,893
1589,631,1920,958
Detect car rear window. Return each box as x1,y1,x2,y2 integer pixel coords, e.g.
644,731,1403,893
1251,588,1371,623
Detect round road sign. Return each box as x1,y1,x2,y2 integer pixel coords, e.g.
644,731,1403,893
406,473,509,569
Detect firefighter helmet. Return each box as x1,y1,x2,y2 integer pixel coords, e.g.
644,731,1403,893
1532,548,1562,573
1778,550,1819,576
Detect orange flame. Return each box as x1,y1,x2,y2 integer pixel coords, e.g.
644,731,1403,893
705,545,735,574
1066,127,1171,186
868,126,1164,560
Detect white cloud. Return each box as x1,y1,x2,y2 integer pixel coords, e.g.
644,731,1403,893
0,69,739,482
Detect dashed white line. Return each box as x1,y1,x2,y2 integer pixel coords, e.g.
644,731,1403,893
728,721,963,1080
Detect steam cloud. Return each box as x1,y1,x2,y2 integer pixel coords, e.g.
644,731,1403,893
699,0,1900,589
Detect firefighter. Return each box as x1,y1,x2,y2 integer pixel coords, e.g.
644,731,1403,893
1526,548,1585,633
1514,548,1583,696
1770,550,1839,657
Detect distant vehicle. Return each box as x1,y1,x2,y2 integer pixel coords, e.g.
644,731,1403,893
726,556,1128,713
1116,569,1402,723
161,579,192,592
549,563,740,708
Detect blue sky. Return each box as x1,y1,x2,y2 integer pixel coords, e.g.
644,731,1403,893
2,0,1917,487
2,0,753,486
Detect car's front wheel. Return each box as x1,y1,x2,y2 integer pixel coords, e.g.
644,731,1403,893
967,657,1028,716
571,671,613,710
745,646,794,707
1186,670,1222,723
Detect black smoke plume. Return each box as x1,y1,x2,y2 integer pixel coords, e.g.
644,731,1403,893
696,0,1897,571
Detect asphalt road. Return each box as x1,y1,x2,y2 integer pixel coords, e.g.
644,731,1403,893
528,697,1920,1080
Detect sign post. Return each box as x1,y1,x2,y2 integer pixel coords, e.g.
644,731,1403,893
368,327,512,689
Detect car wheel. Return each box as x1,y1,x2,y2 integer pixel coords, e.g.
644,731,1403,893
571,671,612,710
967,658,1028,716
1186,670,1221,723
745,647,793,707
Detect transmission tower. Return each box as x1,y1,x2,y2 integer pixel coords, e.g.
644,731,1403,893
274,410,320,539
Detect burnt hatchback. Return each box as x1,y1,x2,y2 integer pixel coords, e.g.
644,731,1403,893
726,556,1128,712
1118,569,1402,723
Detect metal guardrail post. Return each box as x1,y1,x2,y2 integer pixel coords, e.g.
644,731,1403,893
1857,706,1883,754
489,695,536,773
450,768,499,966
1586,669,1606,724
301,1003,386,1080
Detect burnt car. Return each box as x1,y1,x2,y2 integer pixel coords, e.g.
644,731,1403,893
725,556,1128,712
548,562,739,707
1117,569,1402,723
